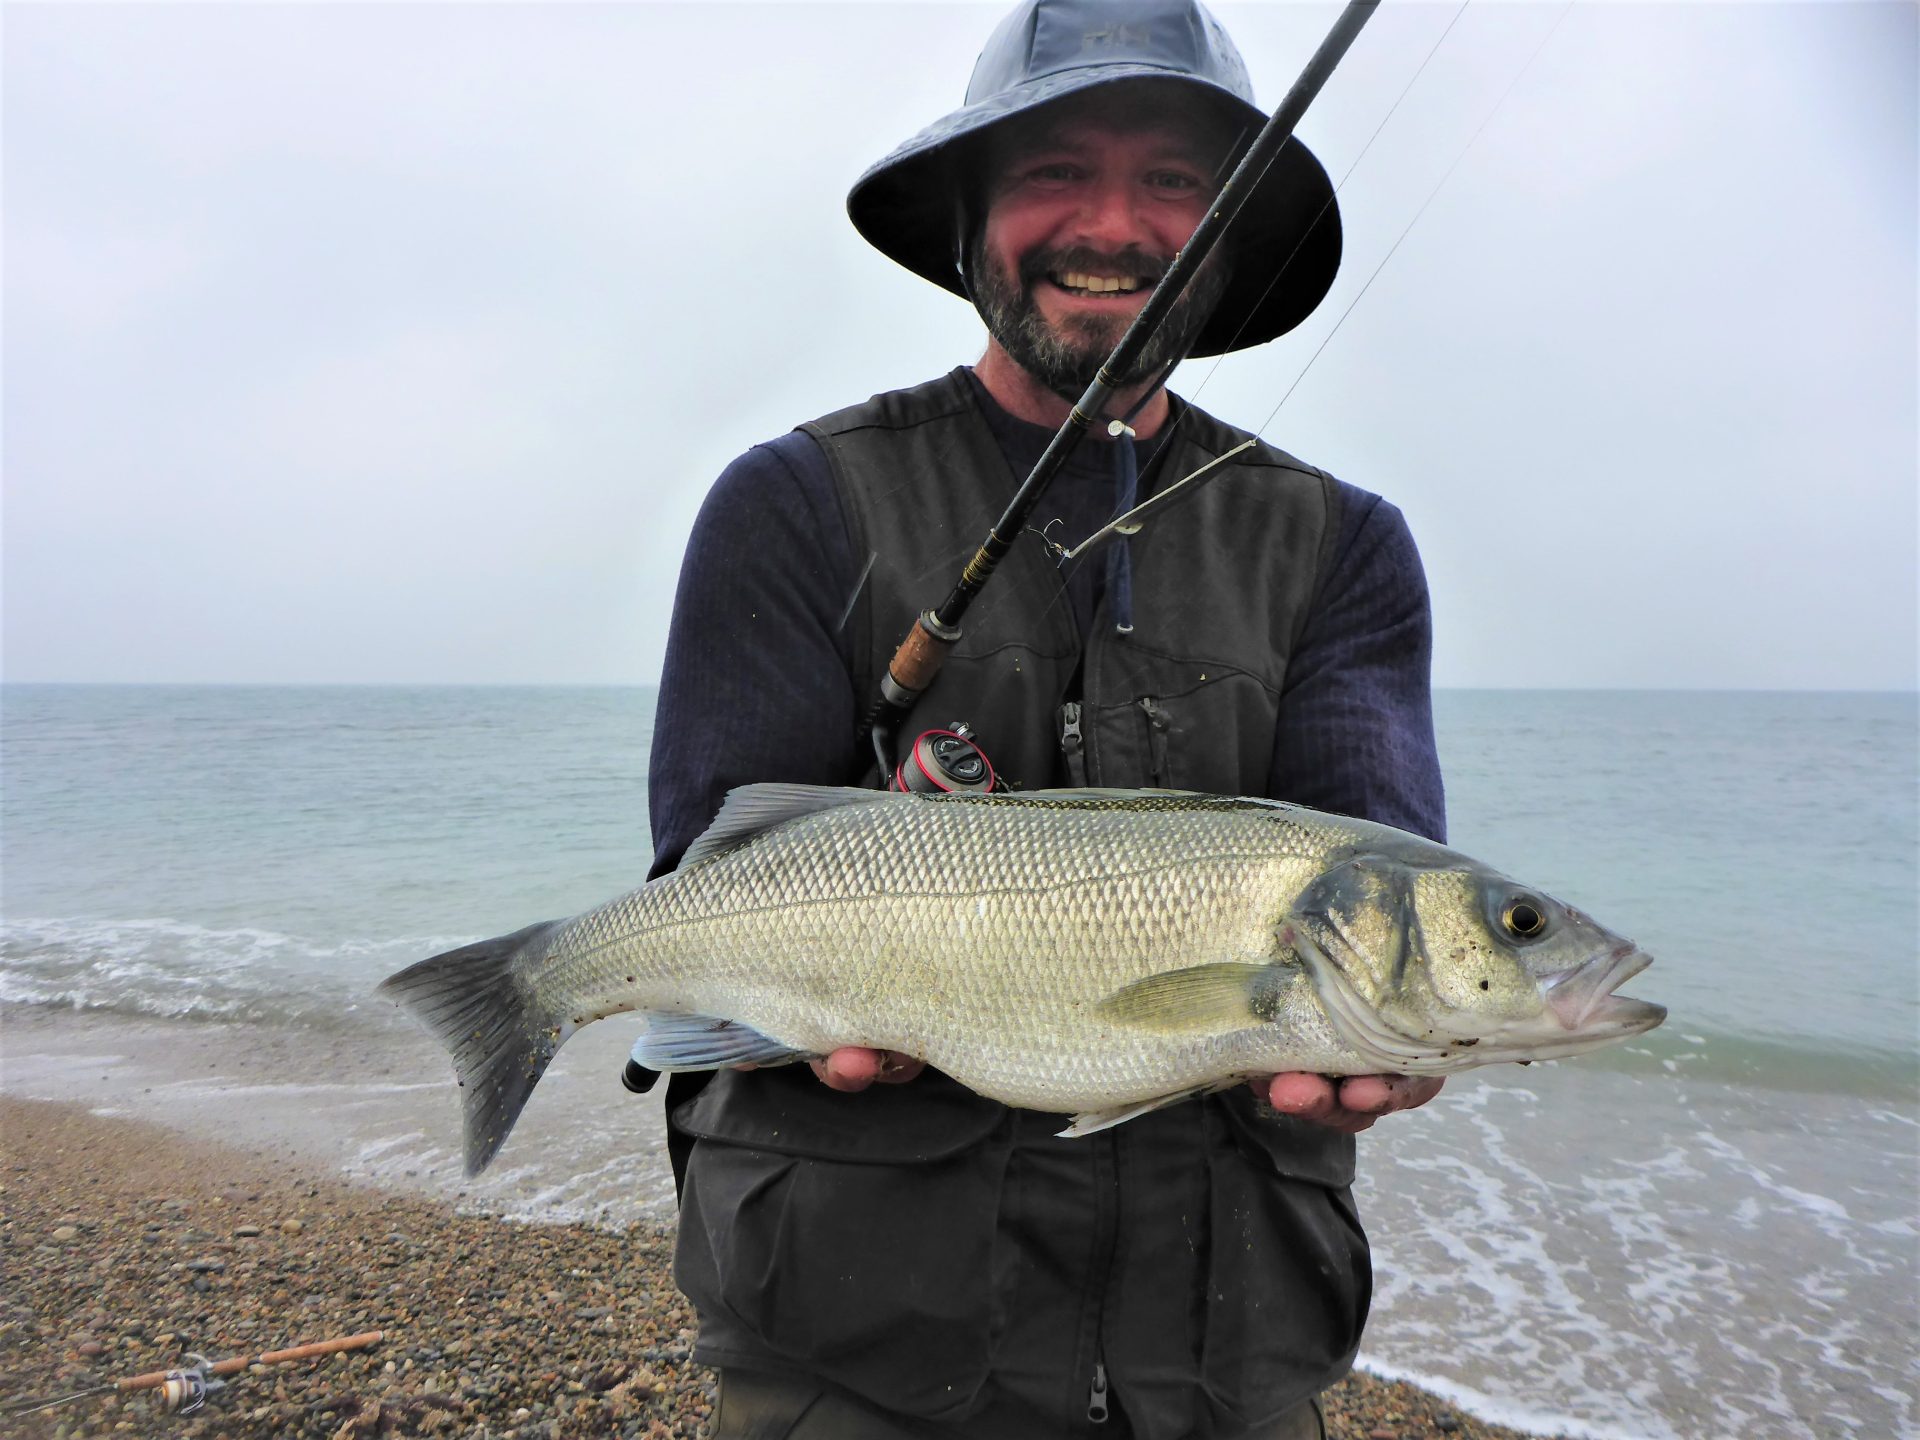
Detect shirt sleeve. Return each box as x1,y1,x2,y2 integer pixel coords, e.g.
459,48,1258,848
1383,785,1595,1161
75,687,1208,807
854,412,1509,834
647,433,858,878
1269,482,1447,843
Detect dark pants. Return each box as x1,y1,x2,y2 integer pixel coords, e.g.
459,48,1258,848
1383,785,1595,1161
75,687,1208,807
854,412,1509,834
708,1368,1328,1440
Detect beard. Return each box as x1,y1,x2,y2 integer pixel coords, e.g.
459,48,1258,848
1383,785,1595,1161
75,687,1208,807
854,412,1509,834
968,238,1230,402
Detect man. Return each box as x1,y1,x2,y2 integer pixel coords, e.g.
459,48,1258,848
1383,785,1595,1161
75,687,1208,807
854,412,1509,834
642,2,1445,1435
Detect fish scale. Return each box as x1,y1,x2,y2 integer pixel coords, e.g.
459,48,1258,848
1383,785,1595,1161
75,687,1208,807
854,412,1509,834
381,784,1664,1174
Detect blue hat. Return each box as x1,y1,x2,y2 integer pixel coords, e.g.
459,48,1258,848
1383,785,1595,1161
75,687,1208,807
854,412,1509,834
847,0,1342,357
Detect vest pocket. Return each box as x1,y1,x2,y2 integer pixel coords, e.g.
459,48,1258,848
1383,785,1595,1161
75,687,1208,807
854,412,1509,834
672,1068,1015,1419
1196,1093,1370,1423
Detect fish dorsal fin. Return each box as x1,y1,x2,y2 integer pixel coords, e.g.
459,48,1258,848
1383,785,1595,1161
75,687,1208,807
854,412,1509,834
1095,961,1282,1033
935,788,1286,816
678,783,894,870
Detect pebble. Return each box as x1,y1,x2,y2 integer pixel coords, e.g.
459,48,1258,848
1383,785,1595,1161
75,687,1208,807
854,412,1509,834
234,1224,263,1237
0,1095,1567,1440
50,1226,78,1242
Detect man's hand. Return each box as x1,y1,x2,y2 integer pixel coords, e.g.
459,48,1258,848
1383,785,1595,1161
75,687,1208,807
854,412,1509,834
808,1046,927,1092
1255,1072,1443,1133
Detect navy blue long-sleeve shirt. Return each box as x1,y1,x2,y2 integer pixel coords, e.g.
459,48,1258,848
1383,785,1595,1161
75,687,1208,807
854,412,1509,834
649,372,1444,875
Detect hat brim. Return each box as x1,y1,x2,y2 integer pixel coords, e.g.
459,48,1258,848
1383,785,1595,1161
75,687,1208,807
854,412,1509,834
847,67,1341,358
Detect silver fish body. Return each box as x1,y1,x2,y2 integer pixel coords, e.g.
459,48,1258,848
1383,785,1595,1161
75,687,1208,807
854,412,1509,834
382,785,1665,1174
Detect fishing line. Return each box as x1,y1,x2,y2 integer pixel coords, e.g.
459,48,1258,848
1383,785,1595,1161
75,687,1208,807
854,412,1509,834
1177,0,1475,416
1249,0,1575,439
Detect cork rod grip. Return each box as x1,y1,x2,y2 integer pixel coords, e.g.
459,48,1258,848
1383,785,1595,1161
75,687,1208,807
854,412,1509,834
116,1331,387,1390
887,614,960,697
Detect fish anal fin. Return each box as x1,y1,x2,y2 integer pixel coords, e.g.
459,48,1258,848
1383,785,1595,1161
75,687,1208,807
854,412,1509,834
1095,962,1274,1034
629,1013,809,1071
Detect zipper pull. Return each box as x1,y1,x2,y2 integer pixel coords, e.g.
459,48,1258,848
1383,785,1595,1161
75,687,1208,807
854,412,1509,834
1138,696,1171,787
1087,1360,1110,1424
1059,701,1088,788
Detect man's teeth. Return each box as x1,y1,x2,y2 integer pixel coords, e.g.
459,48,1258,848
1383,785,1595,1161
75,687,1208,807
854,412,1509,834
1056,272,1144,294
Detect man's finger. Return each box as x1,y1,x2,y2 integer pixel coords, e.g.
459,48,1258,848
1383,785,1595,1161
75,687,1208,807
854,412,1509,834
1337,1074,1444,1115
809,1048,925,1092
874,1053,927,1085
1260,1071,1340,1119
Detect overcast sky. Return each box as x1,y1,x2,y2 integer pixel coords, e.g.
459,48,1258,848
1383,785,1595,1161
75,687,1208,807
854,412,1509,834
5,1,1914,689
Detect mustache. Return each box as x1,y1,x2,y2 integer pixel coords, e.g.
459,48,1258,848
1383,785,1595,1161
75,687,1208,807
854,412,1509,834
1017,246,1172,287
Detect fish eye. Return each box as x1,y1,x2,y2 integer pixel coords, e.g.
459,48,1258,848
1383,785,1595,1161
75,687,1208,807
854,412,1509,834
1501,898,1549,940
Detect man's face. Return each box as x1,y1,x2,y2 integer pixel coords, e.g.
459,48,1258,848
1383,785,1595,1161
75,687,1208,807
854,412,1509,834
970,92,1235,399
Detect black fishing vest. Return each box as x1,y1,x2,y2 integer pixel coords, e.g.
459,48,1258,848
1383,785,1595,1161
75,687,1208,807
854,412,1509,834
808,368,1343,793
671,373,1368,1438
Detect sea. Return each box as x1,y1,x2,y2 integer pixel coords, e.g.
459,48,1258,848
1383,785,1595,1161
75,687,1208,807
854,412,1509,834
2,684,1914,1440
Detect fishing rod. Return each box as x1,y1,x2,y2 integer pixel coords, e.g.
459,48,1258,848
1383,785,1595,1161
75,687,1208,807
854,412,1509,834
3,1330,386,1419
864,0,1382,784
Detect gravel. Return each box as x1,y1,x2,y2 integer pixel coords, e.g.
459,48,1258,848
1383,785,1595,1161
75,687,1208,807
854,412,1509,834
0,1097,1562,1440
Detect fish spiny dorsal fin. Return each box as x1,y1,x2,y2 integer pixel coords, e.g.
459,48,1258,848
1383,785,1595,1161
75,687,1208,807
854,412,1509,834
677,784,896,870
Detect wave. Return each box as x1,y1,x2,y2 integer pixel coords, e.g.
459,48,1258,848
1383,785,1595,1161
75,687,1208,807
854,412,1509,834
1585,1024,1916,1102
0,916,472,1029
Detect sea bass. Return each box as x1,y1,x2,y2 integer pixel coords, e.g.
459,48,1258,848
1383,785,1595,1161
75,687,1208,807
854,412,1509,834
382,785,1665,1174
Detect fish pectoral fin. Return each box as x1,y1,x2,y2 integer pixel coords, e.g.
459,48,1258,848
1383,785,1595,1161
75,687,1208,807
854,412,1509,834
1059,1079,1240,1137
1094,962,1275,1034
629,1013,810,1071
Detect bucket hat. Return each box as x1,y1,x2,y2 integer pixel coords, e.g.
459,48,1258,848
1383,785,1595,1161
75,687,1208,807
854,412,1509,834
847,0,1342,357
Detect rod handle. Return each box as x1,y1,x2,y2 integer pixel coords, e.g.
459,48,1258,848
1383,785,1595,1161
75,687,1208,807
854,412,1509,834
882,610,961,703
116,1331,386,1391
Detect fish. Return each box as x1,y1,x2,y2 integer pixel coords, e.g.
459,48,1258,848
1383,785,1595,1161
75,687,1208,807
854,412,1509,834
380,784,1666,1175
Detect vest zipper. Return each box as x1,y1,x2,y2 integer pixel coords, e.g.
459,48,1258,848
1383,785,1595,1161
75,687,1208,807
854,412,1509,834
1087,1359,1110,1424
1081,1130,1121,1428
1138,695,1172,786
1059,701,1088,787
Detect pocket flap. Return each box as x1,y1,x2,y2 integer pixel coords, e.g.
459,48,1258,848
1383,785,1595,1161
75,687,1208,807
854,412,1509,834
1214,1086,1357,1188
672,1065,1010,1165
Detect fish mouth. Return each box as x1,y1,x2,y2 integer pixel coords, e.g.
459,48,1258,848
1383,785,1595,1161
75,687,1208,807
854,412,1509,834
1542,944,1666,1035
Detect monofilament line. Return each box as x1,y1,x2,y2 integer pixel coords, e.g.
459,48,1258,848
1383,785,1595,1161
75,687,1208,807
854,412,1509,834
1177,0,1475,418
1254,1,1577,438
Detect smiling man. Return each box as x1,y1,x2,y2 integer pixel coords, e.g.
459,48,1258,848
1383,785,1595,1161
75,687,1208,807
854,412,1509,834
642,2,1447,1436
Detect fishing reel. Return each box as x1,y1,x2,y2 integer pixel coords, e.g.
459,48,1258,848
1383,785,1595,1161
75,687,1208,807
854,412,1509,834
159,1356,224,1415
889,721,1001,795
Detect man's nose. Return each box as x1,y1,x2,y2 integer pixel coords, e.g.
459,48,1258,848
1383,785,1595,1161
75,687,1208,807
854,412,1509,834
1069,176,1146,250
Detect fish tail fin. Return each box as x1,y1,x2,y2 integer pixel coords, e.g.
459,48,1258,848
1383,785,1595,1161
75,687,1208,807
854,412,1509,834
379,919,568,1176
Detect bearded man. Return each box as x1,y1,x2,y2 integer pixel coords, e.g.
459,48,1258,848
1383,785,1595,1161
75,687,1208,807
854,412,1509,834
639,2,1446,1435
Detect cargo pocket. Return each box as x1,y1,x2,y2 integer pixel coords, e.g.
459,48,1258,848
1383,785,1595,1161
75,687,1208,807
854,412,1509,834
1197,1090,1371,1425
672,1067,1015,1421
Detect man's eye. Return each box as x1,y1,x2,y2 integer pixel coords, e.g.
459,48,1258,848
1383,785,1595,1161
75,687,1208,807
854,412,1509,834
1148,171,1203,192
1028,163,1080,183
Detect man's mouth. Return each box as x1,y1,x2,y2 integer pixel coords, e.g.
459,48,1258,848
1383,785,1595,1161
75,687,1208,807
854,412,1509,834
1047,270,1152,297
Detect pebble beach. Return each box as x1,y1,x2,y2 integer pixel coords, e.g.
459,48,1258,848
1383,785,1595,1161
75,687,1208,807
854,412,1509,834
0,1096,1564,1440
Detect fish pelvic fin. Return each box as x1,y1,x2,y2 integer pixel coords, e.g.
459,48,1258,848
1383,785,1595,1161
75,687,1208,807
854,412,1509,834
378,919,568,1176
1059,1079,1242,1137
629,1012,810,1071
1094,961,1285,1034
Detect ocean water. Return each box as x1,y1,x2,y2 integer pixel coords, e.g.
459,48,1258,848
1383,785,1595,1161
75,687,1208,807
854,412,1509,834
3,684,1915,1438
